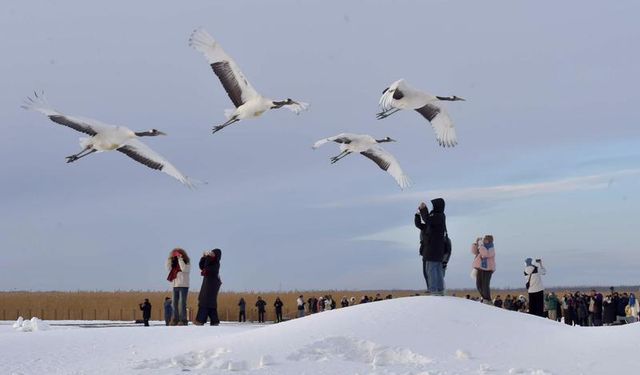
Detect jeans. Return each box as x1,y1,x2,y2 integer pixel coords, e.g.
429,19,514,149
425,261,444,294
421,259,429,290
172,287,189,322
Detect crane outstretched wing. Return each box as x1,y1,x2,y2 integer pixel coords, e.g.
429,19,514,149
361,145,411,189
415,103,457,147
118,139,195,188
22,92,112,136
189,28,259,108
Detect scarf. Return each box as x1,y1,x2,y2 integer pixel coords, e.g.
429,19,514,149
481,242,493,269
167,258,181,282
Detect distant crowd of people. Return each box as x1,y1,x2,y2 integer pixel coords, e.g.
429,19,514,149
235,293,394,323
464,289,640,326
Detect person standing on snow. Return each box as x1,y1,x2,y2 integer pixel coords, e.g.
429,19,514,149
238,297,246,322
255,296,267,323
194,249,222,326
166,248,191,326
524,258,546,317
414,198,447,295
139,299,152,326
274,297,284,323
296,295,305,318
163,297,173,326
471,235,496,304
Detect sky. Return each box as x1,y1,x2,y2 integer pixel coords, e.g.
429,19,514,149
1,0,639,291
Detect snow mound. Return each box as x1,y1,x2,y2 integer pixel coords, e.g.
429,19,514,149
12,316,50,332
125,296,640,374
287,336,433,367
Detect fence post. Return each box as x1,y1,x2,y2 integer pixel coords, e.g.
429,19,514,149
41,309,45,319
81,309,84,320
28,309,32,319
2,310,5,320
107,309,110,320
120,309,123,321
132,309,135,320
226,308,229,322
54,309,57,320
17,309,20,319
68,308,70,320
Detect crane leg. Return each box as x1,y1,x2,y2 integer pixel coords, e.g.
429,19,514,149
212,118,239,134
66,147,97,163
330,151,351,164
376,108,401,120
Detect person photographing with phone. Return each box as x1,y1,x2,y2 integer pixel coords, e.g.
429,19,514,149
166,248,191,325
524,257,547,317
414,198,448,296
471,235,496,304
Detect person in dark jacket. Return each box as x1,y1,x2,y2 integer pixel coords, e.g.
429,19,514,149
414,198,447,295
307,296,317,314
139,299,152,326
163,297,173,326
274,297,284,323
256,296,267,323
575,293,588,326
238,297,246,322
194,248,222,326
590,291,603,326
602,295,616,325
493,295,503,308
616,293,629,323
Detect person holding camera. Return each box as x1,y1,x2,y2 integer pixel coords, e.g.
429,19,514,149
166,248,191,326
139,298,152,327
524,257,546,317
471,235,496,304
194,248,222,326
414,198,447,295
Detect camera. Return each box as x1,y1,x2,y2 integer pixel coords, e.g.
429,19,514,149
535,258,541,263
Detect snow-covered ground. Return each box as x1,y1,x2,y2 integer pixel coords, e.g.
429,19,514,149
1,296,637,374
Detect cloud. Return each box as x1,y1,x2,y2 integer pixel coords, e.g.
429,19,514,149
317,169,640,209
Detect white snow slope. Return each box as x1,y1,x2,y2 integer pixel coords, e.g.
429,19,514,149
1,296,637,374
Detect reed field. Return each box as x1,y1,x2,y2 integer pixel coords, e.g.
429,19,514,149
2,287,634,323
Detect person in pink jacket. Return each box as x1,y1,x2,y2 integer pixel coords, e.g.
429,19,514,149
471,235,496,303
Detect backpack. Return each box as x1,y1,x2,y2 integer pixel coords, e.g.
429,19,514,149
442,222,452,266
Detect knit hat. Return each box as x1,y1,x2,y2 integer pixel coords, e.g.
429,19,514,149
525,258,533,266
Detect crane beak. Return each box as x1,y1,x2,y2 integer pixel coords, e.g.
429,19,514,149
156,131,167,136
456,96,466,101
